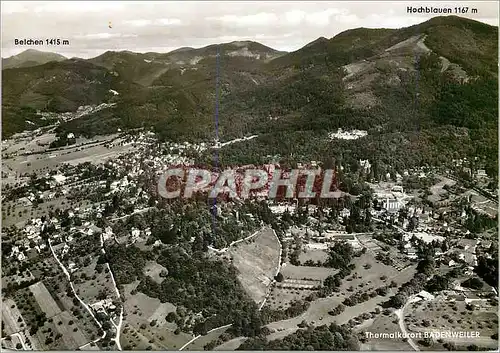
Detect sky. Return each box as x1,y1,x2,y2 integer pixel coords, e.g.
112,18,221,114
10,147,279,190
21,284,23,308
1,1,498,59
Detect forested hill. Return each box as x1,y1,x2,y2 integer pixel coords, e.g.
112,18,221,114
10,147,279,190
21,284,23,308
2,16,498,176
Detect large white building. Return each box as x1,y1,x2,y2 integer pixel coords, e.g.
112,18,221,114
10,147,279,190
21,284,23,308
382,197,401,213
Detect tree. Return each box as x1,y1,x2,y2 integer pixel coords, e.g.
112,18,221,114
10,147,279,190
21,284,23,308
417,256,435,276
166,312,177,323
425,275,449,292
274,272,284,282
461,277,484,290
388,293,407,308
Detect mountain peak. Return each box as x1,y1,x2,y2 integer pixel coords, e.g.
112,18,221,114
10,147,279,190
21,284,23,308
3,49,67,69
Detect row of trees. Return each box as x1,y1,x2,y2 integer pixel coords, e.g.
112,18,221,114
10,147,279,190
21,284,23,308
237,322,360,350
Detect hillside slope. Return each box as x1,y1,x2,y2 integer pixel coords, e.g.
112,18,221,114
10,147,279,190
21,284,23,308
2,16,497,175
2,49,67,69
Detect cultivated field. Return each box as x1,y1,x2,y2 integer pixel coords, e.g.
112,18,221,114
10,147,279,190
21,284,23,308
29,281,62,318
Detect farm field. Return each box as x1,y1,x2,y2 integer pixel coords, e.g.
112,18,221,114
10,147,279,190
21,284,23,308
29,281,62,318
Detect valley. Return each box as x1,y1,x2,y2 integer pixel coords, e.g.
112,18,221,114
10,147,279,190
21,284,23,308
1,12,498,352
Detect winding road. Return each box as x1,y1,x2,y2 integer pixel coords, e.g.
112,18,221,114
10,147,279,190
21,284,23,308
395,295,420,351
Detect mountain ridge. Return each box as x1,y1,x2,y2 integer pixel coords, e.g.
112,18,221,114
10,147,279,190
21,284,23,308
2,49,67,69
2,15,497,176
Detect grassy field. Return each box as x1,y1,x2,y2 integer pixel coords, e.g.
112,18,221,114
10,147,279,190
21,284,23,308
2,134,132,175
229,228,281,304
405,297,498,350
214,336,248,350
359,313,414,351
2,197,92,228
143,261,168,284
280,264,335,281
298,246,329,263
51,311,91,349
266,287,317,310
339,252,406,294
1,298,26,335
120,281,192,350
183,325,231,351
265,259,416,341
72,258,118,304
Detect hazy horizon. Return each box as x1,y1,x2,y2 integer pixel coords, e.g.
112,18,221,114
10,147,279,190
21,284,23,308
2,1,498,59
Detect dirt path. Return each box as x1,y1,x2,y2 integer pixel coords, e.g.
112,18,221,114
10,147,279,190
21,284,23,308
258,228,282,311
395,295,420,351
178,324,233,351
208,229,261,254
100,234,124,350
49,240,107,346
